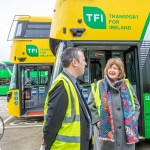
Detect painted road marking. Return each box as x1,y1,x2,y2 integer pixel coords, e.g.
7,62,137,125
10,120,38,125
4,116,13,124
5,124,42,129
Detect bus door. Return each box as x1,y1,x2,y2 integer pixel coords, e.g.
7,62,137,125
124,47,138,93
123,46,144,138
19,64,53,116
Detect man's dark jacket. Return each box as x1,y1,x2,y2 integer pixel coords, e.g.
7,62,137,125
43,72,92,150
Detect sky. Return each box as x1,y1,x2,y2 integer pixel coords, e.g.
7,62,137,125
0,0,55,61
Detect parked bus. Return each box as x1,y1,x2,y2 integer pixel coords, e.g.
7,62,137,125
49,0,150,139
0,61,13,96
7,15,55,117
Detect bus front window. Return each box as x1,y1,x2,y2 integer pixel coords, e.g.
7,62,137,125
9,64,17,90
15,22,23,37
24,23,51,38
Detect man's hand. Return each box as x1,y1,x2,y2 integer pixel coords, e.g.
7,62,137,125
42,138,45,145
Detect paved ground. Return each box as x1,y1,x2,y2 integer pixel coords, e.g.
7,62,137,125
0,96,150,150
0,97,43,150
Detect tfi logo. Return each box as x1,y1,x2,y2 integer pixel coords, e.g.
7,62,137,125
26,45,39,57
83,7,106,29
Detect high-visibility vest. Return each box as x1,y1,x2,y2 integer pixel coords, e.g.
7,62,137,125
91,79,135,117
44,73,80,150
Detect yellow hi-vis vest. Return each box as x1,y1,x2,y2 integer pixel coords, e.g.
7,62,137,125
44,73,80,150
91,79,135,117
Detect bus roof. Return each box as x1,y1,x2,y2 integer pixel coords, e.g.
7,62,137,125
17,16,52,22
50,0,150,41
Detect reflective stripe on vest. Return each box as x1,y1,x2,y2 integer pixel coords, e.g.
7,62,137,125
91,80,101,116
44,73,80,149
91,79,135,117
125,79,135,110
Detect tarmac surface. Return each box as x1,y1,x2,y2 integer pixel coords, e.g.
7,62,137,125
0,97,43,150
0,96,150,150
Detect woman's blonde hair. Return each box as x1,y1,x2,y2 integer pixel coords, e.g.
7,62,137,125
104,57,126,78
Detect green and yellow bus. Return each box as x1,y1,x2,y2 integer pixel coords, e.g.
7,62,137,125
49,0,150,139
7,15,55,117
0,61,13,95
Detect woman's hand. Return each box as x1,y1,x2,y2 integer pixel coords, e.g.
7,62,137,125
96,121,100,129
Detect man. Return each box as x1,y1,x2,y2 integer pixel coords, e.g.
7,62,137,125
43,47,92,150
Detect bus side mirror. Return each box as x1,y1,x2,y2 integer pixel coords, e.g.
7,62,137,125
70,28,86,37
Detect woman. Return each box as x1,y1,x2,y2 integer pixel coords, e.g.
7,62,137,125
88,57,140,150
